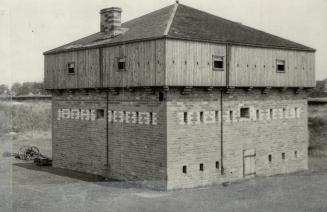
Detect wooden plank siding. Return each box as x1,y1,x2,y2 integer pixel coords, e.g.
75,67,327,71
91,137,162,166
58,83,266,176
44,39,315,89
102,40,165,87
229,46,315,87
165,40,227,86
44,49,100,89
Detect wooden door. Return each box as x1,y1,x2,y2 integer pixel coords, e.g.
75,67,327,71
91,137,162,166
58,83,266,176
243,149,256,177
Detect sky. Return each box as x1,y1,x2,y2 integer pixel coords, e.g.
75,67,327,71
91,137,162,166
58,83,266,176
0,0,326,86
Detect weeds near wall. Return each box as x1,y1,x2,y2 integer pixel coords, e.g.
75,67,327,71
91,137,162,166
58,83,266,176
308,109,327,157
0,101,51,133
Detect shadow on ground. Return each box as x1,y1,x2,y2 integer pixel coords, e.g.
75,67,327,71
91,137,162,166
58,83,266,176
12,162,165,190
13,162,105,182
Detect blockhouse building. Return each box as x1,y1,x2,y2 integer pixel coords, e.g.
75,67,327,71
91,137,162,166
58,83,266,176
44,3,316,189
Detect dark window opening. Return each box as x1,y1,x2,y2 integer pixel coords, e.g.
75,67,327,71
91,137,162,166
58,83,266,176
150,112,153,125
117,58,126,71
268,154,272,163
216,161,219,169
282,153,285,160
108,111,113,122
184,112,188,123
67,62,75,74
159,92,164,102
240,107,250,118
123,111,126,121
212,56,224,70
215,111,219,122
283,108,286,118
200,111,204,122
182,165,187,174
229,111,233,121
270,109,273,119
295,107,299,117
256,109,260,120
136,112,139,123
200,163,204,171
294,151,298,158
96,109,105,119
276,60,285,72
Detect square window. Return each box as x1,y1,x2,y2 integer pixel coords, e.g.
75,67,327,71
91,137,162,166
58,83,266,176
256,109,260,120
240,107,250,118
215,111,219,122
149,112,153,125
200,163,204,171
212,56,224,70
282,152,285,160
117,58,126,71
200,111,204,123
96,109,105,119
184,112,188,123
229,111,233,121
182,165,187,174
216,161,219,169
276,60,285,73
136,112,139,123
67,62,75,74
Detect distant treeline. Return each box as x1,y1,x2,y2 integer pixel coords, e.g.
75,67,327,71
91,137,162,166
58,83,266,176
0,82,48,96
309,79,327,98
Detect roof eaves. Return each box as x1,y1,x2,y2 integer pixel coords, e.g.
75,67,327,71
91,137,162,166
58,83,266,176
165,35,316,52
43,35,168,55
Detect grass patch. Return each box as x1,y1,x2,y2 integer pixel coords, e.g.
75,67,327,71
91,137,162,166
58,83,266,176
308,105,327,157
0,101,51,133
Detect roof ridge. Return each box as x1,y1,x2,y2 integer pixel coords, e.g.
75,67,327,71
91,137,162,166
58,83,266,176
164,3,179,36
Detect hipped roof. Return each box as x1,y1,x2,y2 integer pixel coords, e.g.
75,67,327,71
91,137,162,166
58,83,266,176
44,3,315,54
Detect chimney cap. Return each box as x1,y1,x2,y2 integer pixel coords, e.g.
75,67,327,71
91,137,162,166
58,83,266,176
100,7,122,14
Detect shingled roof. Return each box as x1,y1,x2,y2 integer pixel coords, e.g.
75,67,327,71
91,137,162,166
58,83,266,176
44,3,315,54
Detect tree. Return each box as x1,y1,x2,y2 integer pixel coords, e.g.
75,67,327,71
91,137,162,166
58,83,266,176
0,84,9,95
11,82,21,96
10,81,48,96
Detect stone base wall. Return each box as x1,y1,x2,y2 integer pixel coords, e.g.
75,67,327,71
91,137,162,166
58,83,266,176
52,88,309,190
52,91,107,175
52,90,167,189
166,88,308,189
106,90,167,189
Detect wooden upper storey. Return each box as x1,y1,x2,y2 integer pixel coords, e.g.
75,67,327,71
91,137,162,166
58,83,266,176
44,3,315,89
44,39,315,89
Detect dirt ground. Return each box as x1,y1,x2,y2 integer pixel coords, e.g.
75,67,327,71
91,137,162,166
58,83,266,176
1,133,327,212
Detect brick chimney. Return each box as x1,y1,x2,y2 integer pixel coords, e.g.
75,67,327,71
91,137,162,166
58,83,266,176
100,7,122,36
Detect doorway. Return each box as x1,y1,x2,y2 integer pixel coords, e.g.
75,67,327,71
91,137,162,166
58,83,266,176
243,149,256,177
